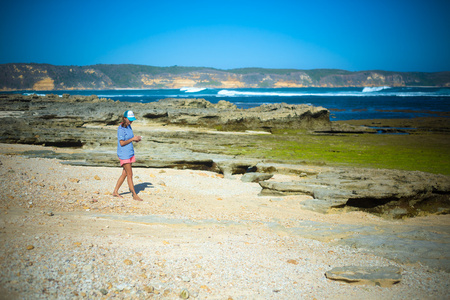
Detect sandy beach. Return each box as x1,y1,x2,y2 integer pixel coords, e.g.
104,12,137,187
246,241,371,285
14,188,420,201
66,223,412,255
0,143,449,299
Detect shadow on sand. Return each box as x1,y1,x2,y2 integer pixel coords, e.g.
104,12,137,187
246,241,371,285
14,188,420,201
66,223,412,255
119,182,154,196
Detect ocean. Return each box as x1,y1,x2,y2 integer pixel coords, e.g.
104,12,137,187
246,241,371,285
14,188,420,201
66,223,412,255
15,86,450,121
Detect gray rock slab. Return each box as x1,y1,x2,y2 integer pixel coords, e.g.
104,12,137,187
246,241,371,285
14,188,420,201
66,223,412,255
259,167,450,218
325,266,402,287
241,172,273,183
336,231,450,272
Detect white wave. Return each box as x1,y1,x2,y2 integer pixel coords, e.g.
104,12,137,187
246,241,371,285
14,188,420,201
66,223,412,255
362,86,391,93
23,93,46,96
218,89,369,97
180,87,206,93
217,90,306,97
218,89,450,98
96,94,146,97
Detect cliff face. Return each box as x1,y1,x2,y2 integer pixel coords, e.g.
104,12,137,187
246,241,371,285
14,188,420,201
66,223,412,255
1,63,449,90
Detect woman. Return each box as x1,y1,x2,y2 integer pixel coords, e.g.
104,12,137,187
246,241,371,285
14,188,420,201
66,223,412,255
113,110,143,201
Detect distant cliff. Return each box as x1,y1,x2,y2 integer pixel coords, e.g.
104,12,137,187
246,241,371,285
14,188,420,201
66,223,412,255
1,63,449,90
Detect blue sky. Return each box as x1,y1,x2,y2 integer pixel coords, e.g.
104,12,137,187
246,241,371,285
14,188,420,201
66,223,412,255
1,0,449,72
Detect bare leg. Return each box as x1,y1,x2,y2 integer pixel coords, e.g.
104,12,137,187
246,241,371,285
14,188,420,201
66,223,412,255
123,163,143,201
113,168,126,197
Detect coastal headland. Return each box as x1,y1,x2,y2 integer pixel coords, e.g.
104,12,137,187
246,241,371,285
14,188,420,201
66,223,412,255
0,93,449,298
1,63,450,90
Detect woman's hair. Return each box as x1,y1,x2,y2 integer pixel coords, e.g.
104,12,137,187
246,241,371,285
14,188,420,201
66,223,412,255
120,116,128,127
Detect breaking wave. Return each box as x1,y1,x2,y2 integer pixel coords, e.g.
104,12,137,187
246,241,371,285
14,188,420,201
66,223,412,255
218,90,306,97
217,88,450,97
362,86,391,93
180,87,206,93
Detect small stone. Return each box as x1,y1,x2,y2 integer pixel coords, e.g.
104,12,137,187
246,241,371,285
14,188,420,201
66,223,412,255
83,264,93,271
180,288,190,299
45,211,54,216
100,288,108,295
287,259,298,265
94,175,101,180
115,283,130,291
124,259,132,265
143,285,154,293
26,245,34,250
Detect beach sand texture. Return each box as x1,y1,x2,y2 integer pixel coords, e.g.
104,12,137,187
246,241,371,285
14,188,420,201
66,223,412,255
0,143,449,299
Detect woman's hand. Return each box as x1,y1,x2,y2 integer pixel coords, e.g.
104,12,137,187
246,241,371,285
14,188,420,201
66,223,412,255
134,136,142,142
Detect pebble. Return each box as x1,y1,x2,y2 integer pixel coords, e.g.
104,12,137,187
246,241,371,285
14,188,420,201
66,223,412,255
83,264,93,272
180,288,190,299
116,283,131,291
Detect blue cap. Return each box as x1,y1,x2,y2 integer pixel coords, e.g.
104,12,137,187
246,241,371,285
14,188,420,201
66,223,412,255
124,110,136,121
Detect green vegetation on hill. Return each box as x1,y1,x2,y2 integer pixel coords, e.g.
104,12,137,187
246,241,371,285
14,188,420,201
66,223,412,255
227,68,302,75
303,69,353,82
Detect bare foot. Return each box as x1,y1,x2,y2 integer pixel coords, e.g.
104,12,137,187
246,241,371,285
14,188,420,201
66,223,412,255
133,195,143,201
113,193,123,198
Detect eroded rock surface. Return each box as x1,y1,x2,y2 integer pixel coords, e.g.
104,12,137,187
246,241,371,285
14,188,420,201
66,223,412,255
258,165,450,218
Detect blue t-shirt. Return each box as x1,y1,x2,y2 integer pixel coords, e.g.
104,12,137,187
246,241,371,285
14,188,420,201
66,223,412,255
117,125,134,159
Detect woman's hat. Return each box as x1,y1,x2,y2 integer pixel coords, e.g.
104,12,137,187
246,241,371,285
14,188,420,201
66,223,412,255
124,110,136,121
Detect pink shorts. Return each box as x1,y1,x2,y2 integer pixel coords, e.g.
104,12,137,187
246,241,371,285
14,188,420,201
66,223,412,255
119,155,136,166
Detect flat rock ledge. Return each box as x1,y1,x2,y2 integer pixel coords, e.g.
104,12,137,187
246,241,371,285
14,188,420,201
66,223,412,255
258,166,450,219
325,266,402,287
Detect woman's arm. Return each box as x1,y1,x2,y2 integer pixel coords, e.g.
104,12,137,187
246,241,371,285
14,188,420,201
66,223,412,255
119,136,142,146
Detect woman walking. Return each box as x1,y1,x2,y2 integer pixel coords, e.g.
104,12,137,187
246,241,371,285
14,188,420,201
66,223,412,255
113,110,143,201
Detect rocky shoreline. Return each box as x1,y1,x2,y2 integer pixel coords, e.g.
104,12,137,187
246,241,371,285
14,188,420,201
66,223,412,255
1,93,449,219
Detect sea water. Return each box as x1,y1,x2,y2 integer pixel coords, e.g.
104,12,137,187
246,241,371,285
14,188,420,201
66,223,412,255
13,87,450,121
